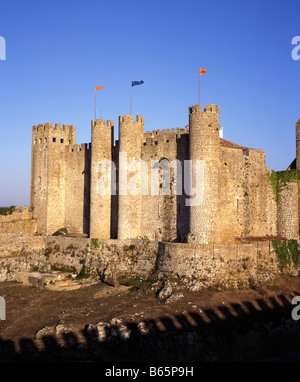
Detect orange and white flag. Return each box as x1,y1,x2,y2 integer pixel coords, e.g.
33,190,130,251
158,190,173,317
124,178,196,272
95,85,104,92
199,68,206,76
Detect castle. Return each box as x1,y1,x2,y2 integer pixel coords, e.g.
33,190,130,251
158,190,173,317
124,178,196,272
29,104,300,244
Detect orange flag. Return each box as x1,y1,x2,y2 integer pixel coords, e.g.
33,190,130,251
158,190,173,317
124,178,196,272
95,85,104,92
199,68,206,76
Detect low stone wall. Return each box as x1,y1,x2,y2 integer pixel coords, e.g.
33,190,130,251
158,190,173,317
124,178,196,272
0,235,280,289
0,207,37,234
0,234,46,258
42,237,278,289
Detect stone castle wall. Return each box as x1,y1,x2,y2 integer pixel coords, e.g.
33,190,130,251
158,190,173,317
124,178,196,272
0,235,279,289
65,144,91,235
0,207,36,235
218,147,278,243
29,105,299,243
277,181,299,239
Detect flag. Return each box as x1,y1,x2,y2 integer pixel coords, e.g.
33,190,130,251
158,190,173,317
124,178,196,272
95,85,104,92
132,80,144,87
185,124,189,129
199,68,206,76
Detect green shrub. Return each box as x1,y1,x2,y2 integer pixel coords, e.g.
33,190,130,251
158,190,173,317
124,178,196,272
52,227,68,236
0,206,16,215
76,260,90,279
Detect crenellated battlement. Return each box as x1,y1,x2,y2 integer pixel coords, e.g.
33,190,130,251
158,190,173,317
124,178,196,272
66,143,91,154
119,115,144,124
189,104,219,116
92,119,114,128
32,122,76,146
33,123,76,134
0,206,33,223
203,104,219,114
144,127,189,139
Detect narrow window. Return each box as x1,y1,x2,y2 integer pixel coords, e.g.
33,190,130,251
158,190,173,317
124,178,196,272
39,177,42,184
44,138,47,143
39,138,42,144
53,138,56,143
34,139,37,145
60,138,64,143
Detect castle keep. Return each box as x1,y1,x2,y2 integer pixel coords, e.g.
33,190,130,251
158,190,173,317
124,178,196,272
29,104,300,244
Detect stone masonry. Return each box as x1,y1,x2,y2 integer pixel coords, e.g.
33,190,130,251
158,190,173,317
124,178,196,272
28,104,300,244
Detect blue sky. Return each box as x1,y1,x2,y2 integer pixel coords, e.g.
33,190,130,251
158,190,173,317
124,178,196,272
1,0,300,206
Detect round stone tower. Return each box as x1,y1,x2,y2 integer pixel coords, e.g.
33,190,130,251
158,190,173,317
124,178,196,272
188,104,220,244
118,115,144,239
90,119,114,239
296,120,300,170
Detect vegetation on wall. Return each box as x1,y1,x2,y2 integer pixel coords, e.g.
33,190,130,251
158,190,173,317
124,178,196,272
90,238,100,249
272,239,300,273
51,227,68,236
0,206,16,216
268,169,300,203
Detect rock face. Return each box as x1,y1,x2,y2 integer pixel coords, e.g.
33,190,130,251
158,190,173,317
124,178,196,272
0,233,281,290
157,281,173,300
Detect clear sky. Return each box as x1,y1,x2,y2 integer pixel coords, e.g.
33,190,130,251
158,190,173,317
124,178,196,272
1,0,300,206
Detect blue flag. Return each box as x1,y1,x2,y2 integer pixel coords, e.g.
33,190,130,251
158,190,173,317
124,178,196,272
132,80,144,87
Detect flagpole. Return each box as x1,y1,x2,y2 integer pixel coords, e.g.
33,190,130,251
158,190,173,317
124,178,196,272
130,85,133,115
94,90,96,120
198,73,200,105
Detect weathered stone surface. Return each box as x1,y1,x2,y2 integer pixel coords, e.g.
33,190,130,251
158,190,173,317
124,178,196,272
29,106,300,244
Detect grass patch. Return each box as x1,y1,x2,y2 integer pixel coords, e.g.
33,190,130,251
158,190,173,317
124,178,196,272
118,274,155,292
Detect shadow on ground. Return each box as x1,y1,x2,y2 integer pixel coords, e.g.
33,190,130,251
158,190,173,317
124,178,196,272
1,290,300,362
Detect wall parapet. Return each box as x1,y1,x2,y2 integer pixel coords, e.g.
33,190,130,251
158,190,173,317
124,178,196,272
0,207,37,235
0,206,33,223
33,123,75,134
66,143,91,153
144,127,189,138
